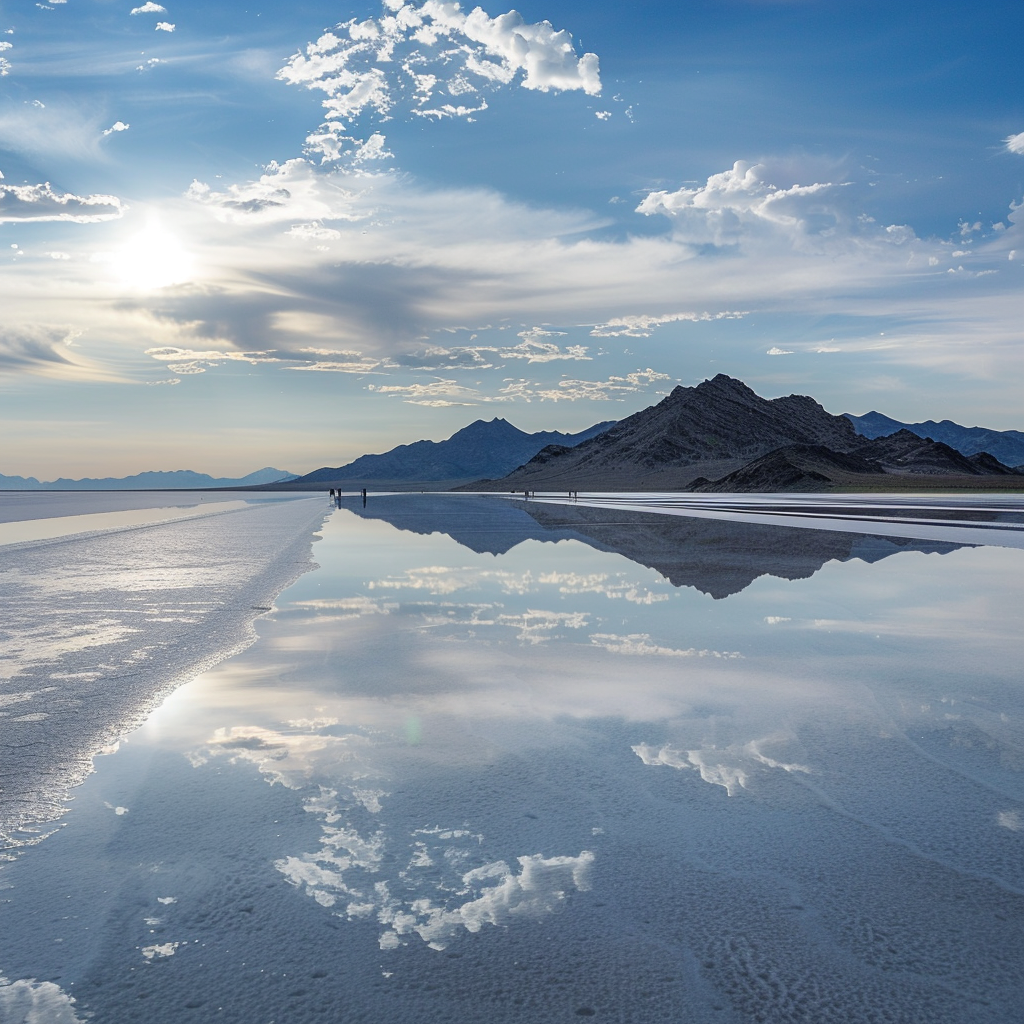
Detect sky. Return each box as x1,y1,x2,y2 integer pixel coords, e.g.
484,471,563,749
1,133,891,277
1,0,1022,478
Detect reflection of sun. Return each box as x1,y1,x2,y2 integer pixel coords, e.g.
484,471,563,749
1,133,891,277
113,228,194,289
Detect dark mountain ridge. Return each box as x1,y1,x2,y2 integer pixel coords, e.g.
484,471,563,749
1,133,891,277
846,411,1024,468
691,429,1020,492
294,416,615,486
466,376,1020,492
467,375,862,490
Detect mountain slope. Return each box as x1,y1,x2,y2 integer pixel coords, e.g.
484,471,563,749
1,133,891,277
295,417,615,485
845,411,1024,467
691,431,1019,492
469,375,861,489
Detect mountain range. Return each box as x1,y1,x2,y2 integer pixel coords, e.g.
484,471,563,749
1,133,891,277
289,417,615,489
0,467,297,491
844,411,1024,467
5,376,1022,494
464,375,1021,492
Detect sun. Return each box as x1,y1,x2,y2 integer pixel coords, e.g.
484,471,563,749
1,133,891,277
112,227,194,290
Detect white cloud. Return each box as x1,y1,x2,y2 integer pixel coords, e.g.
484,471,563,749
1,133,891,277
637,159,916,255
144,346,288,375
186,159,362,223
0,181,123,222
277,2,599,166
529,368,671,402
130,2,166,12
766,346,793,355
499,328,590,363
155,22,175,33
1005,132,1024,155
7,152,1020,393
102,120,129,136
366,367,670,404
590,310,746,337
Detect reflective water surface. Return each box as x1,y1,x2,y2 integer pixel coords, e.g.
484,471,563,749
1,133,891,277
1,494,1021,1023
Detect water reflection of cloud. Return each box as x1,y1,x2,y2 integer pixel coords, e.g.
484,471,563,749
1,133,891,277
591,633,742,658
997,810,1023,832
495,608,589,644
0,976,85,1023
290,596,397,616
192,718,594,952
633,737,811,798
368,565,669,604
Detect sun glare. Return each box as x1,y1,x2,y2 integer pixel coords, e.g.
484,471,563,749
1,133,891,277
113,227,194,290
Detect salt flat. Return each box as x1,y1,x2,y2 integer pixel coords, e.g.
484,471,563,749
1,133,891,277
1,493,1021,1023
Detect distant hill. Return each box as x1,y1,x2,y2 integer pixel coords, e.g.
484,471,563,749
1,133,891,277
292,417,615,487
845,411,1024,468
0,467,297,490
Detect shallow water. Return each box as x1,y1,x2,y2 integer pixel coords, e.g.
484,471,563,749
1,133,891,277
1,493,1021,1023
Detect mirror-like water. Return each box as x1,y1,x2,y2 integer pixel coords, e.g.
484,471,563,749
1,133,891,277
1,494,1021,1023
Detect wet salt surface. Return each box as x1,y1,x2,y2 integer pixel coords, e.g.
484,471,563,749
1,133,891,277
1,494,1022,1023
0,492,327,853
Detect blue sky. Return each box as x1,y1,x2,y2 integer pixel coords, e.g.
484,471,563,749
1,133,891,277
1,0,1022,477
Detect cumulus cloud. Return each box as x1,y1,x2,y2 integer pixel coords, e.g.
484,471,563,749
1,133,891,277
366,367,670,404
389,329,590,371
0,181,123,222
367,377,485,405
277,2,599,166
501,328,590,362
102,120,129,136
529,368,671,401
590,310,746,337
1003,132,1024,155
766,346,793,355
637,159,916,255
155,22,175,32
130,2,166,12
186,159,362,222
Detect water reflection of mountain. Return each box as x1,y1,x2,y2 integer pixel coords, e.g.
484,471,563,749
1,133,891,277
337,494,967,599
